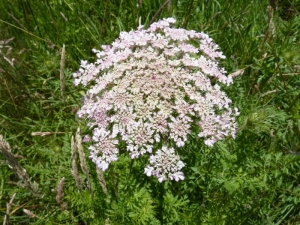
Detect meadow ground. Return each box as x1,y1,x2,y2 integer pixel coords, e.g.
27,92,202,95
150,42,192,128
0,0,300,224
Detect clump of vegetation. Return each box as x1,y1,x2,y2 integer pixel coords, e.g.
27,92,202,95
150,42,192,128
1,0,300,224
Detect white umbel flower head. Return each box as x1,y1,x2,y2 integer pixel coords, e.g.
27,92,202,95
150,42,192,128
74,18,239,182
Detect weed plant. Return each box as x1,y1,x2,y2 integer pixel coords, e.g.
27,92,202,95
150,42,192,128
0,0,300,224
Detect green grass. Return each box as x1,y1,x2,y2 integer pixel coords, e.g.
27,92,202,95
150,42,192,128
1,0,300,224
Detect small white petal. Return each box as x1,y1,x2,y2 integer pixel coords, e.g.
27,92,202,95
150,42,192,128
144,166,153,176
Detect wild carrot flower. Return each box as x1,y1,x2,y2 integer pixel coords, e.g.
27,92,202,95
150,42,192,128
73,18,239,182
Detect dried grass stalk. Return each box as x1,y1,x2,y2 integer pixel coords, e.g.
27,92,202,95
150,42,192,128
150,0,171,24
0,37,15,45
56,177,65,205
263,5,275,47
0,37,15,67
261,90,277,97
137,0,143,7
3,193,16,225
0,135,40,197
229,68,244,78
31,131,70,136
60,44,66,103
71,135,83,191
23,209,35,218
3,56,15,66
8,13,26,29
96,167,108,195
104,218,111,225
75,128,92,193
60,12,68,22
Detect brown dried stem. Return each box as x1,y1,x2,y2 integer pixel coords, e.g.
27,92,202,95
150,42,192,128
56,177,65,205
150,0,171,25
96,167,108,195
71,135,83,191
3,193,16,225
0,135,40,197
76,128,92,193
60,44,66,104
